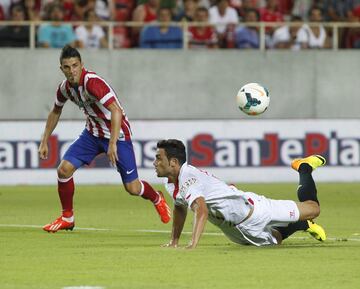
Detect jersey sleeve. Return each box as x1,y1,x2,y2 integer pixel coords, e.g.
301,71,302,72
186,182,205,209
86,77,116,108
55,82,69,108
179,177,205,209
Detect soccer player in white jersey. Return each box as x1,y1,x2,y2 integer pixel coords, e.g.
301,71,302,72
38,45,171,232
153,139,326,249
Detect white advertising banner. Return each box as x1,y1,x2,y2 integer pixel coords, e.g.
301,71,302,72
0,120,359,185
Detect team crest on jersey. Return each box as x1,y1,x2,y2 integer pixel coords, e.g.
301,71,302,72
77,87,97,108
68,87,97,108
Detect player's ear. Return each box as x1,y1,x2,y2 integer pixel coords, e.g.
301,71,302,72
169,158,180,168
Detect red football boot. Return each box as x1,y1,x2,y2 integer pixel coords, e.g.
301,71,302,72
43,216,75,233
154,191,171,224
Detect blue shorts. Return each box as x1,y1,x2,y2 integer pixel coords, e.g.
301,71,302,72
63,129,138,183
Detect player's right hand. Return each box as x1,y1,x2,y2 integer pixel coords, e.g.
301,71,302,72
107,142,118,166
38,142,48,159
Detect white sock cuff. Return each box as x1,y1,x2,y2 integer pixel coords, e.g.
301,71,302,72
138,181,145,196
58,176,73,183
62,215,74,222
154,193,161,205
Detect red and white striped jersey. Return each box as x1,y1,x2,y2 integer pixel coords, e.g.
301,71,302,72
55,68,131,140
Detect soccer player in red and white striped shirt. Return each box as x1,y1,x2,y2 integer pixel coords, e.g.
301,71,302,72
39,45,171,232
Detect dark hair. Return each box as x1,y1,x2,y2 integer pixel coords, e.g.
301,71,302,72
60,45,81,64
157,139,186,166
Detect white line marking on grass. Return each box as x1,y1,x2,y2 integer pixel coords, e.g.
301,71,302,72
136,229,360,242
62,287,104,289
137,229,223,236
0,224,112,231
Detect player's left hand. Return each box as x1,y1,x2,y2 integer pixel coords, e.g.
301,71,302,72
38,142,48,160
107,142,118,166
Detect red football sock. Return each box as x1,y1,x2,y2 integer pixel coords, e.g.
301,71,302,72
139,181,160,204
58,176,74,217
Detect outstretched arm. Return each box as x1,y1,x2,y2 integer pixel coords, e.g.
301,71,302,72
107,101,123,166
38,106,63,159
187,197,208,249
163,204,187,248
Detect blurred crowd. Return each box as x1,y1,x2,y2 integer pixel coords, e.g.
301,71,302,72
0,0,360,49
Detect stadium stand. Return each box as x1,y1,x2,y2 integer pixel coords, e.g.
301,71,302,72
0,0,360,49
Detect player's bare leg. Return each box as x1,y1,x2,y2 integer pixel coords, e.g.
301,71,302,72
124,179,171,223
297,201,320,220
123,179,142,196
43,160,76,233
271,229,283,245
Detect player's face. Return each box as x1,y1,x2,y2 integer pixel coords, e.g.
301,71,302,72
154,148,172,178
60,57,83,85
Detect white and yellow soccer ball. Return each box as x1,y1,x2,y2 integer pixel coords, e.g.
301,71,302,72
236,83,270,116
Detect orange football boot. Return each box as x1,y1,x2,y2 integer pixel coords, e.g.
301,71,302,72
291,155,326,171
154,191,171,224
43,216,75,233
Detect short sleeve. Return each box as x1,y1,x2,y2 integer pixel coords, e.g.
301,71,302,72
182,179,205,209
55,82,69,108
86,77,116,108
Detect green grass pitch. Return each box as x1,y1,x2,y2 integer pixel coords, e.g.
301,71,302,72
1,183,360,289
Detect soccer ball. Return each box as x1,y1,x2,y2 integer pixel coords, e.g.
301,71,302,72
236,83,270,116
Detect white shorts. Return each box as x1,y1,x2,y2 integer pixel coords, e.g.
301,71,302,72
219,192,300,246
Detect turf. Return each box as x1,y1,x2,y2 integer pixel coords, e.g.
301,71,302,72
0,183,359,289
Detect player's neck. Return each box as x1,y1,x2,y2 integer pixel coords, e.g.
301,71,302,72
167,169,180,184
167,175,177,184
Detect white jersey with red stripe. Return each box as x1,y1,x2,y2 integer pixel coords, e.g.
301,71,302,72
164,163,253,225
55,68,131,140
164,164,300,246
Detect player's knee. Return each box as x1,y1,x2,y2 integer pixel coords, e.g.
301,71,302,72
272,229,283,245
312,204,320,219
307,201,320,219
125,187,139,195
298,201,320,220
124,183,141,196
